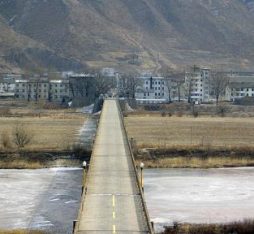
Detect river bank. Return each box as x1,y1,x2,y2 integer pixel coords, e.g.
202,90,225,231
0,149,91,169
161,220,254,234
135,147,254,168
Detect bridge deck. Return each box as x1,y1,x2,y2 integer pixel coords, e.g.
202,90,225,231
75,99,151,234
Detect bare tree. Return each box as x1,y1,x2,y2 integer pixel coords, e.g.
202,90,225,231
185,73,193,103
159,66,172,102
159,66,185,102
13,123,33,148
210,71,229,105
121,74,139,99
94,74,115,97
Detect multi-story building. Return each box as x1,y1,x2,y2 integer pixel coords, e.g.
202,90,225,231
15,78,70,103
225,75,254,101
15,78,49,101
185,67,210,103
135,76,170,104
49,80,70,102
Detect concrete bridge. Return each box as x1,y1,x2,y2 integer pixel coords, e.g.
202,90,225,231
74,99,154,234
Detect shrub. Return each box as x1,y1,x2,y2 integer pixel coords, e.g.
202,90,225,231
1,131,12,149
0,108,11,116
168,112,172,117
217,105,229,117
193,111,199,118
161,111,166,117
12,123,33,148
176,111,183,117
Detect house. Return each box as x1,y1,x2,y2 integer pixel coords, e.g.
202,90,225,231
185,67,210,103
135,75,170,104
0,75,16,93
225,75,254,101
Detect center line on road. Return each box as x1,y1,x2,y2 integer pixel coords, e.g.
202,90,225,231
113,224,116,233
113,211,116,219
112,195,115,207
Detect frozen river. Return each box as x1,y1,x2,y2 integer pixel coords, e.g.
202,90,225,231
1,167,254,233
144,167,254,231
0,168,82,233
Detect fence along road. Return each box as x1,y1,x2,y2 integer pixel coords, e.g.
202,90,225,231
74,99,153,234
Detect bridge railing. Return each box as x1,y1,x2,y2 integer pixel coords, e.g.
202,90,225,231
116,99,154,234
73,103,104,234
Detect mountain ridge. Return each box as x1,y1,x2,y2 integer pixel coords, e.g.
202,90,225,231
0,0,254,73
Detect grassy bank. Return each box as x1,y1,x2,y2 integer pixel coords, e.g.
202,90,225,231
0,149,91,169
126,115,254,168
136,156,254,169
0,111,89,168
0,230,44,234
135,147,254,168
161,220,254,234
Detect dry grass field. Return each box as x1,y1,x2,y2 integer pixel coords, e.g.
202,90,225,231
125,116,254,149
0,113,86,151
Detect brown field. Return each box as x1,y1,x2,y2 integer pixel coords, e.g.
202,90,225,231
125,116,254,149
0,114,86,151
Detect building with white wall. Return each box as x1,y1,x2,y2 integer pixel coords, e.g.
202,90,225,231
185,67,210,103
15,78,70,103
135,76,170,104
225,75,254,101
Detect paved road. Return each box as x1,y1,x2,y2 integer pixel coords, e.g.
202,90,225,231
75,99,151,234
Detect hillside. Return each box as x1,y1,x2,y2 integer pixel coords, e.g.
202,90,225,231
0,0,254,73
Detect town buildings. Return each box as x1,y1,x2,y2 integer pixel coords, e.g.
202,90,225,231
135,75,170,104
15,78,70,103
225,74,254,101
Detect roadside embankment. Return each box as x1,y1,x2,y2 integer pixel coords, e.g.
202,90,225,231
161,219,254,234
135,147,254,168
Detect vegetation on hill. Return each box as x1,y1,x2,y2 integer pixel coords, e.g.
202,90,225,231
1,0,254,72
